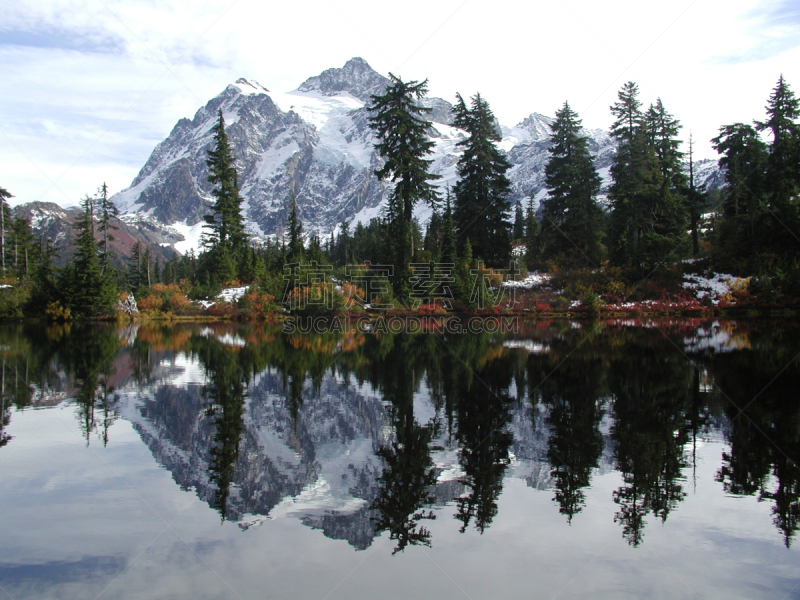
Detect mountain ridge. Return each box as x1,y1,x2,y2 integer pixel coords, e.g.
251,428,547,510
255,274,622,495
108,57,721,252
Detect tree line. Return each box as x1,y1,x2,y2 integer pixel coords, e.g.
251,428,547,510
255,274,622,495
1,74,799,317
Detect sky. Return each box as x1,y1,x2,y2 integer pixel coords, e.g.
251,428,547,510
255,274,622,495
1,0,799,208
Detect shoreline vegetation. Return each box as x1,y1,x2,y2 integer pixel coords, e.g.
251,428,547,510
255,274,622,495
2,75,800,323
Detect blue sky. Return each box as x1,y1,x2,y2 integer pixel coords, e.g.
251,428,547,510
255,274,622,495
1,0,799,207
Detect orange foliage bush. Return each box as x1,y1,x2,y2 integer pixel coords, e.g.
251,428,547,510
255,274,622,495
137,295,162,311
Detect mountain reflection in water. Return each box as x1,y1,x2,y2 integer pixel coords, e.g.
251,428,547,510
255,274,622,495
1,318,799,555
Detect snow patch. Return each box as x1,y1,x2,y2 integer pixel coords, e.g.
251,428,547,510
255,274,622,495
682,272,749,305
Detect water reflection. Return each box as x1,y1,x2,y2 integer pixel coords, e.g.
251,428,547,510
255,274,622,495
1,319,799,551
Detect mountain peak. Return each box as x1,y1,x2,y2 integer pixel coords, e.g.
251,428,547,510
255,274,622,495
296,57,388,102
229,78,270,95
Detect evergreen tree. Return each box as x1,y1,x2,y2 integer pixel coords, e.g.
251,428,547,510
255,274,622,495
30,236,59,311
524,195,543,268
141,247,152,289
368,74,440,294
286,194,304,263
756,75,800,208
95,182,118,275
336,220,351,266
712,124,768,221
422,207,441,261
542,101,603,266
513,199,525,240
755,75,800,254
65,195,115,316
204,110,246,261
129,240,143,293
452,93,512,267
441,191,457,265
686,133,704,257
0,186,12,275
644,98,689,261
9,217,35,280
607,82,663,271
712,123,769,269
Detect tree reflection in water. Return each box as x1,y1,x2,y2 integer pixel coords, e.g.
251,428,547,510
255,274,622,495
3,319,799,550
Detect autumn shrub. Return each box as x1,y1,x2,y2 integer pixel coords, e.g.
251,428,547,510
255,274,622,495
137,284,192,315
45,300,71,321
237,290,277,320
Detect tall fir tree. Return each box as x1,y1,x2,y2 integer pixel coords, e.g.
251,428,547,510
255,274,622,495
368,74,440,295
441,190,457,266
286,194,304,263
644,98,689,261
525,195,543,269
204,109,246,278
542,101,603,266
95,182,118,275
513,200,525,240
129,240,143,293
0,186,12,275
607,82,663,271
755,75,800,255
712,76,800,270
712,123,769,268
757,75,800,204
452,93,513,267
9,217,35,280
65,195,116,316
686,133,704,257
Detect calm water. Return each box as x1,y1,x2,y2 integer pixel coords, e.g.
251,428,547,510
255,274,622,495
0,319,798,599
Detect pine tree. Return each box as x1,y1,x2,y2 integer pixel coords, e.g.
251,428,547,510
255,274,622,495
441,191,457,265
0,187,12,275
368,74,440,294
513,200,525,240
129,240,143,293
525,195,543,269
607,82,662,270
9,217,35,279
542,101,603,266
756,75,800,253
142,247,152,289
30,236,59,311
65,195,116,316
336,220,351,266
712,124,768,221
204,110,246,256
423,207,441,261
286,194,304,263
686,133,703,257
452,93,512,267
757,75,800,202
643,98,689,262
95,182,118,275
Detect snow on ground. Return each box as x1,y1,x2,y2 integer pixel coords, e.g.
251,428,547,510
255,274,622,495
195,286,250,309
682,272,749,305
503,271,552,289
218,286,249,302
171,220,205,255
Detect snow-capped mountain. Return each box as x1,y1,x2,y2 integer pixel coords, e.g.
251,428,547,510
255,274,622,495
111,57,721,251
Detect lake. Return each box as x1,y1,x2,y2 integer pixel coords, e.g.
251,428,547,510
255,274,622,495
0,318,798,599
